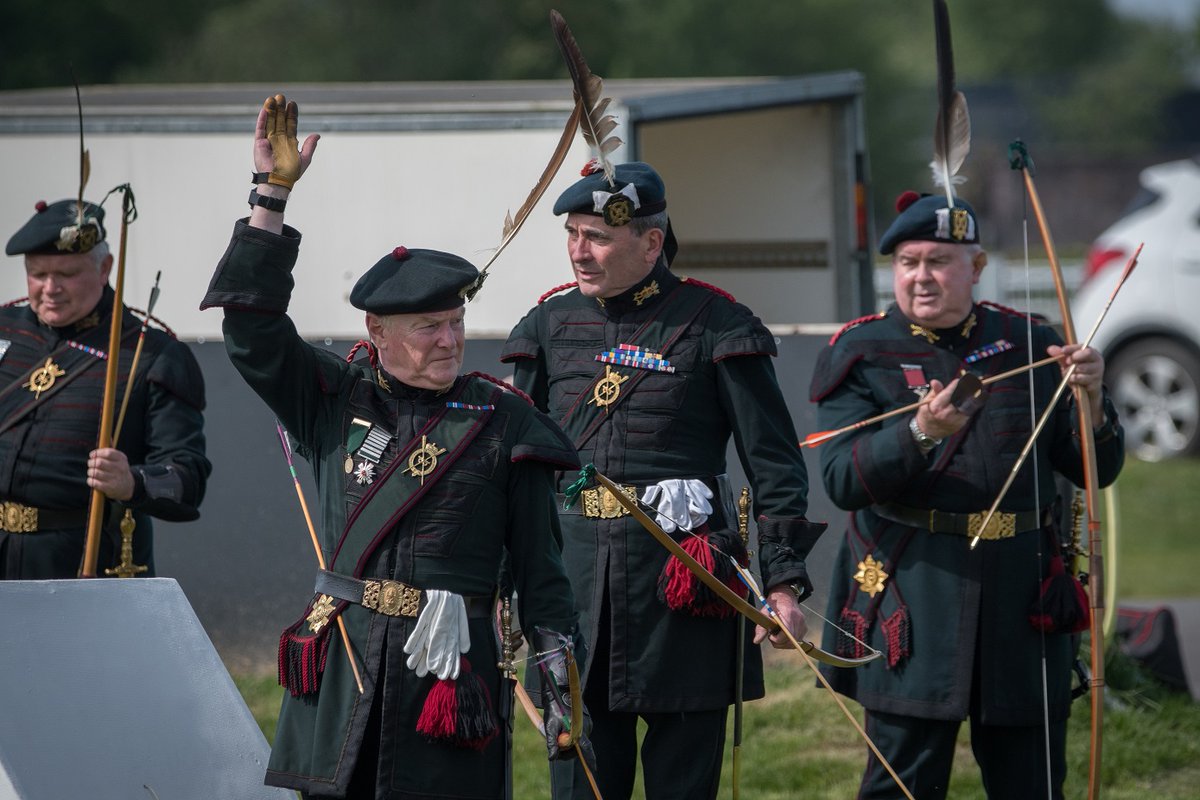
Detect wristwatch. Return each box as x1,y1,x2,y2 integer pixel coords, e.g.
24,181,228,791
909,416,942,451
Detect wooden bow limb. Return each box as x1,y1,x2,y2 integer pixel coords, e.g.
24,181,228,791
968,245,1140,550
513,679,603,800
802,353,1067,449
112,271,161,443
732,560,915,800
274,423,364,694
590,470,880,669
1010,145,1132,800
80,186,134,578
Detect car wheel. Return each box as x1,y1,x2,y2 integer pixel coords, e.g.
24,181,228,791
1106,338,1200,461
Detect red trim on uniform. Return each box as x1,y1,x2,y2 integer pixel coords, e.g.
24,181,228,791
978,300,1036,321
681,277,735,303
829,312,887,345
467,371,533,405
538,282,577,304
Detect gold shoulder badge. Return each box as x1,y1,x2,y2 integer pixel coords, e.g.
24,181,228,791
24,357,66,399
854,554,889,598
633,280,660,306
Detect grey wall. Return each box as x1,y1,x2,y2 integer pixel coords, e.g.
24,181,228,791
156,335,841,673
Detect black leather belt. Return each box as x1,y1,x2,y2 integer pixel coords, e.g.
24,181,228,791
0,501,88,533
313,569,493,619
874,502,1051,540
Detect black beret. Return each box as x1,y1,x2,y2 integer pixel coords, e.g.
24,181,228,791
878,191,980,255
349,246,480,314
6,199,107,256
553,161,678,266
553,161,667,223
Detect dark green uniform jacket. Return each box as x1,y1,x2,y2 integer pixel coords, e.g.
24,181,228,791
501,262,819,713
811,303,1124,725
0,287,209,578
203,220,582,799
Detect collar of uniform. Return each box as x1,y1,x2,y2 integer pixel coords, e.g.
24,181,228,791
890,304,978,347
379,371,460,402
596,261,677,315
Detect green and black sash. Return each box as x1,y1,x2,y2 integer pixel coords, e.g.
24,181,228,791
279,376,501,696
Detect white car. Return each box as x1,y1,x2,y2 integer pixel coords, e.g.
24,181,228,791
1072,156,1200,460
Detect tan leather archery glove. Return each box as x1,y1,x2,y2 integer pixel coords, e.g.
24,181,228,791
263,94,303,189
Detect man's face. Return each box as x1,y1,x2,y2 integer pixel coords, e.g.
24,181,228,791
891,240,985,329
25,251,111,327
564,213,663,299
368,307,466,391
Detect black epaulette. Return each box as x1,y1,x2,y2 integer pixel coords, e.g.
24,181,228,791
829,311,888,345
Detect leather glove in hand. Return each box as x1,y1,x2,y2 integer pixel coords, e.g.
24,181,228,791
531,627,596,773
403,589,470,680
642,479,713,533
260,94,305,189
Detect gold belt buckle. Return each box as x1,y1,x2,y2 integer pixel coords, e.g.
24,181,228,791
966,511,1016,540
362,579,421,617
0,502,38,533
582,484,637,519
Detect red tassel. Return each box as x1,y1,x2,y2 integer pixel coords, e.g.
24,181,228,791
880,606,912,668
277,619,331,697
415,657,498,750
1029,555,1091,634
836,608,870,659
656,530,741,618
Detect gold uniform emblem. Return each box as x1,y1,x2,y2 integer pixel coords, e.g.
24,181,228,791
909,324,939,344
403,435,447,485
588,365,630,409
306,594,337,634
633,281,660,306
960,312,977,338
950,207,970,241
602,195,633,227
854,554,889,598
24,357,66,399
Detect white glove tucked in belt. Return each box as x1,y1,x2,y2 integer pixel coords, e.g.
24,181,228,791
641,479,713,533
403,589,470,680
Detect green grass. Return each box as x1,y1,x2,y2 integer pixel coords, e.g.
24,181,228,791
234,457,1200,797
236,650,1200,799
1113,457,1200,598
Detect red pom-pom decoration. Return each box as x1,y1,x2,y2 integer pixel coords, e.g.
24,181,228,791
392,246,410,261
34,200,47,213
581,159,602,177
895,191,921,213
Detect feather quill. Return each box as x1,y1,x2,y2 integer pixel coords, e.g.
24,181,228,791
72,71,91,224
550,9,622,187
930,0,971,208
462,101,582,301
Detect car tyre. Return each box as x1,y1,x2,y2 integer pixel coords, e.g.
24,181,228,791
1106,338,1200,461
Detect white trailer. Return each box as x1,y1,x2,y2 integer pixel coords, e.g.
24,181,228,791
0,75,874,340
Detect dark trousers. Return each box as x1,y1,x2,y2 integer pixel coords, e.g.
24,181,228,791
551,599,728,800
550,705,727,800
858,709,1067,800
